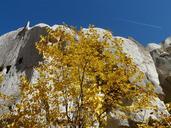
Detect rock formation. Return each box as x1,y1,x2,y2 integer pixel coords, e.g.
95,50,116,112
0,23,170,127
147,37,171,103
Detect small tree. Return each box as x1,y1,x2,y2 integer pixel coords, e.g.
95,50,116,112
0,26,155,127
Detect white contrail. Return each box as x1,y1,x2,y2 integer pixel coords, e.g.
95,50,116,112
115,18,162,29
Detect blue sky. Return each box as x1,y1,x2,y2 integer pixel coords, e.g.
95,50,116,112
0,0,171,45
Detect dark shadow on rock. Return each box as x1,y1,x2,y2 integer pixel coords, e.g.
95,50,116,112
128,119,138,128
150,50,171,103
159,74,171,103
15,26,48,80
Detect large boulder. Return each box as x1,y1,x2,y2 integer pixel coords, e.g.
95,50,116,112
121,37,163,95
0,23,48,114
147,37,171,103
108,37,167,126
0,23,169,126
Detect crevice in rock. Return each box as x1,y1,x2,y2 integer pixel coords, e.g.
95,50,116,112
17,57,23,65
6,65,11,73
0,66,3,72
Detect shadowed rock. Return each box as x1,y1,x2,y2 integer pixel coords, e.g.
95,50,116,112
0,23,48,114
148,37,171,103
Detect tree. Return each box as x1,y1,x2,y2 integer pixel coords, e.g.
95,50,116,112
0,26,157,127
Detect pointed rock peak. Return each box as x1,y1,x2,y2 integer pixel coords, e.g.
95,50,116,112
25,21,30,30
16,21,30,39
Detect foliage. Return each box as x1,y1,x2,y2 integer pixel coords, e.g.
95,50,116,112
0,72,3,84
136,116,171,128
0,26,162,127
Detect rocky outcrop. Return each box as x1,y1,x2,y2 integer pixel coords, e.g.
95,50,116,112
0,24,48,114
147,37,171,103
108,37,168,126
0,23,169,126
121,37,163,95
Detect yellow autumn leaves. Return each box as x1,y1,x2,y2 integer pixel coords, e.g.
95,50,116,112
0,25,156,127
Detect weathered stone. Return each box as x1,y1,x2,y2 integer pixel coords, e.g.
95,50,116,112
121,37,163,95
148,37,171,102
0,24,48,109
0,23,169,126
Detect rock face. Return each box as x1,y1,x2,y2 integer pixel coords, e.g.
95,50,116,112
147,37,171,103
0,23,169,126
0,24,48,114
107,37,168,126
121,37,163,95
